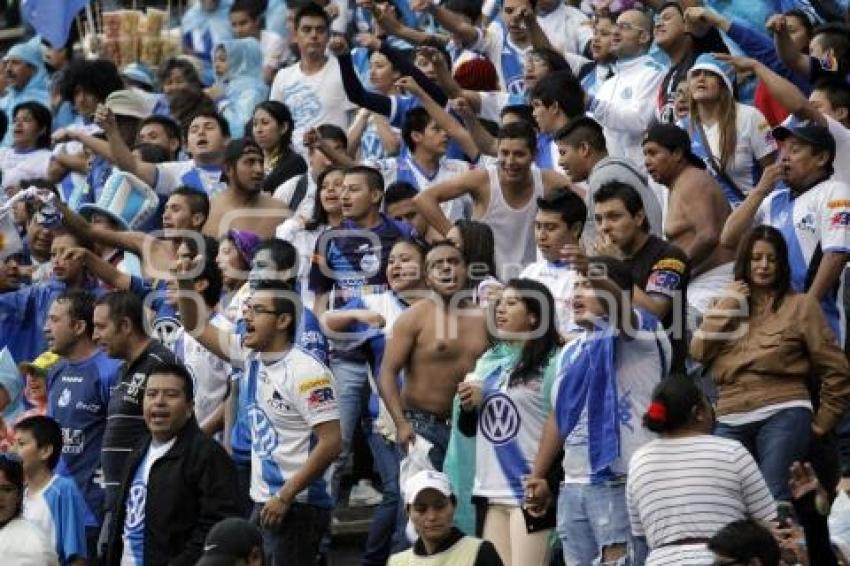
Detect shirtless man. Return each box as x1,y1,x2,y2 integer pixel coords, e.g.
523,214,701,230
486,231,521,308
378,241,489,474
414,121,574,279
204,138,289,239
642,123,733,326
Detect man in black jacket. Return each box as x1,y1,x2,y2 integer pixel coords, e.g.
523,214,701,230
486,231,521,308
106,362,240,566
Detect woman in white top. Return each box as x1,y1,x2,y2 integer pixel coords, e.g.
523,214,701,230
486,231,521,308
0,455,58,566
277,165,344,310
684,54,776,206
626,375,776,566
0,102,54,191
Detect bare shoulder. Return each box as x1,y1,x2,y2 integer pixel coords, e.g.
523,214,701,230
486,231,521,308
542,170,571,190
259,194,290,209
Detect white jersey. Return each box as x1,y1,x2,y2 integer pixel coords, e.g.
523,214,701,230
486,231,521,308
369,155,473,223
0,147,51,189
554,310,671,483
537,3,592,57
270,59,353,154
154,160,225,196
627,435,776,565
471,361,551,506
755,180,850,342
273,172,317,221
519,260,578,336
589,54,667,172
242,345,339,507
826,115,850,184
0,518,58,566
172,312,233,425
472,21,531,96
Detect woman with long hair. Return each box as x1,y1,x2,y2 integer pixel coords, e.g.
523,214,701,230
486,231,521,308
691,225,850,499
0,102,53,192
447,219,501,304
277,166,345,310
446,278,561,566
252,101,307,192
627,374,776,564
684,54,777,206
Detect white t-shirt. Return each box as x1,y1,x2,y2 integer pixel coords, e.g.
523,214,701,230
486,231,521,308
537,3,592,57
154,160,226,196
697,103,776,196
0,517,58,566
120,438,177,565
241,345,339,506
825,115,850,184
554,310,671,483
261,29,287,72
472,22,531,96
519,260,578,337
269,59,353,154
0,147,52,189
627,435,776,565
273,172,317,221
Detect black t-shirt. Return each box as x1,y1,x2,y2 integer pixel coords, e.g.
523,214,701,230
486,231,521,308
626,234,690,372
102,340,180,510
261,148,308,194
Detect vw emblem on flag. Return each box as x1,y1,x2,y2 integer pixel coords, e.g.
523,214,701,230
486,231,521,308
480,393,520,445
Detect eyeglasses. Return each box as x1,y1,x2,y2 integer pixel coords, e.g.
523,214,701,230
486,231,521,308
615,22,647,32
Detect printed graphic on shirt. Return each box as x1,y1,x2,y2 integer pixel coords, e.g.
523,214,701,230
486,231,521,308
480,393,521,445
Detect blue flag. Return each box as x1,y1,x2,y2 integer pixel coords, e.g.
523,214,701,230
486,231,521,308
22,0,88,49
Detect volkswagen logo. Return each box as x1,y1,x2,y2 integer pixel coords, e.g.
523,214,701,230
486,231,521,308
480,393,521,445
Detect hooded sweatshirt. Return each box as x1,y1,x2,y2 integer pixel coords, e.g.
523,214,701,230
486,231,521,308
0,36,50,147
217,37,269,138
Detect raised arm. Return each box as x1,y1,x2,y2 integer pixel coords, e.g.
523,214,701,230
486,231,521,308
769,14,810,78
332,39,394,117
94,104,157,188
371,2,449,48
720,163,782,248
396,76,480,160
452,97,497,156
427,4,479,47
383,44,449,108
413,169,489,235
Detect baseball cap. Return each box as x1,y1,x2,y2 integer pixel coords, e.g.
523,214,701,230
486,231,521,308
121,63,155,90
772,122,836,160
404,470,454,505
18,351,60,377
196,518,263,565
688,53,736,94
105,89,150,119
642,123,706,169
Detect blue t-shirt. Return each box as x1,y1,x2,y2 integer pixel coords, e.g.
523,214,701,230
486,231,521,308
48,351,121,528
24,475,88,565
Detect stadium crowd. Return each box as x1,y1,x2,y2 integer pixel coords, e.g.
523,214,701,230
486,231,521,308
3,0,850,564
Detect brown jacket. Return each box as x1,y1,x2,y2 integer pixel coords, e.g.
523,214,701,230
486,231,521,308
690,292,850,432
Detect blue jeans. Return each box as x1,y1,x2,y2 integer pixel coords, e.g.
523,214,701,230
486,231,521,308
403,408,452,470
556,482,631,566
715,407,811,500
329,358,371,496
361,429,402,566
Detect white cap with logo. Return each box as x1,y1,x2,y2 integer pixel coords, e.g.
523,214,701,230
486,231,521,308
404,470,454,505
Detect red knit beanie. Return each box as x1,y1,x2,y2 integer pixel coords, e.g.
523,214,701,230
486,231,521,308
453,57,499,92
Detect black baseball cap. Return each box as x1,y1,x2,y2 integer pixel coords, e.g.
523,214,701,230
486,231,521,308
223,137,263,166
773,122,836,161
196,518,263,565
641,123,706,169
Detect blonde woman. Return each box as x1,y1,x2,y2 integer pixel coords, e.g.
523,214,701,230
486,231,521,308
683,54,777,207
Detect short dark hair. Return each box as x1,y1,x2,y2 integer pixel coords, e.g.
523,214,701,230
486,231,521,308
157,58,203,92
500,104,536,127
95,291,146,335
444,0,482,23
59,58,124,104
252,279,299,340
497,121,537,155
187,111,231,141
528,47,571,74
148,361,194,402
141,115,182,141
14,416,63,470
55,290,96,339
528,71,584,120
294,2,331,29
707,519,780,566
316,123,348,150
133,143,171,164
643,374,704,433
402,107,433,152
345,165,385,193
171,186,211,223
13,102,52,149
813,23,850,74
784,8,814,40
593,181,648,232
812,77,850,116
178,235,222,308
254,238,299,284
0,454,23,503
555,117,607,153
384,181,418,207
230,0,263,18
537,188,587,232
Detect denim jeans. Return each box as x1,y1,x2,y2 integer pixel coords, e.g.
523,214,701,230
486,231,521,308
403,408,452,471
252,501,331,566
714,407,811,500
329,358,371,496
556,482,631,566
361,429,402,566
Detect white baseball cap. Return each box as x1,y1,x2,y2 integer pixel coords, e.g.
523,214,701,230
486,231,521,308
404,470,453,505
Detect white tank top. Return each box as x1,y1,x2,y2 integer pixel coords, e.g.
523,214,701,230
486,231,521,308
482,164,544,279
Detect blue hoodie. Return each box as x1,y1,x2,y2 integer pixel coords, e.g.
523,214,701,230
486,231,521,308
182,0,234,85
217,37,269,138
0,347,23,425
0,36,50,146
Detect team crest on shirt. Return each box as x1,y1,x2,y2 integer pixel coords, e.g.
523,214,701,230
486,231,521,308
125,480,147,530
152,316,182,350
61,428,84,454
830,210,850,230
796,213,817,235
360,252,380,274
507,78,525,97
307,387,336,412
480,393,521,445
284,83,322,129
249,404,279,458
57,388,71,407
126,372,147,400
